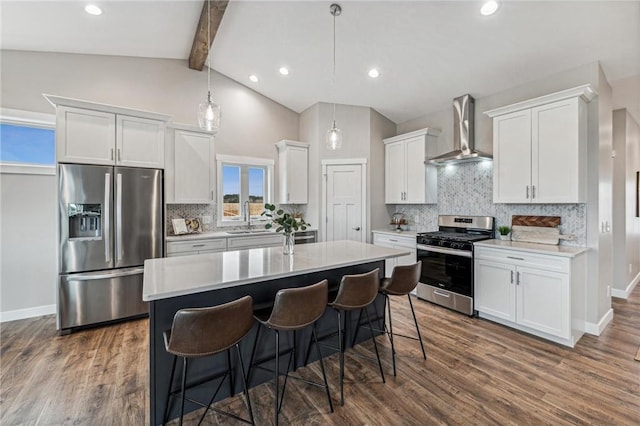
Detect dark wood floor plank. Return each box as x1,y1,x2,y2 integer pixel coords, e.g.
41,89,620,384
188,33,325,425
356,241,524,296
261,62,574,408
2,285,639,425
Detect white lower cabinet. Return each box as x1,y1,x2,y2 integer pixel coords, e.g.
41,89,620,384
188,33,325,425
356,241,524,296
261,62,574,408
474,244,586,347
166,239,226,257
372,232,417,293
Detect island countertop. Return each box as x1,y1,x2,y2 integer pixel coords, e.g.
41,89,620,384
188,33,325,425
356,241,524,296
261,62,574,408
143,240,410,301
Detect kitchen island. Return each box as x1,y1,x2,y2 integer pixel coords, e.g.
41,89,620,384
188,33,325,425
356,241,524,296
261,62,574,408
143,240,410,425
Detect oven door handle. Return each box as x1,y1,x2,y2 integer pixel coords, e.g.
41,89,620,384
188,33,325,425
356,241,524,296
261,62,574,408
417,244,472,258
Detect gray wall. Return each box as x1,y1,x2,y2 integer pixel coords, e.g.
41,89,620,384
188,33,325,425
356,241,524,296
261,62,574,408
0,172,57,316
612,109,640,295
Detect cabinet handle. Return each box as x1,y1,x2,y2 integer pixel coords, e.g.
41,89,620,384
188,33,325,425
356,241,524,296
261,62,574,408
389,239,398,242
526,186,530,199
117,149,121,162
532,185,536,199
516,271,521,285
110,148,114,160
510,270,514,284
433,290,451,298
211,191,214,201
287,193,290,202
507,256,524,261
192,244,205,248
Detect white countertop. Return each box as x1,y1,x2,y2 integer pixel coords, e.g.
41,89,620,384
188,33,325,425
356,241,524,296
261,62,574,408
372,229,420,238
143,240,410,301
475,240,588,257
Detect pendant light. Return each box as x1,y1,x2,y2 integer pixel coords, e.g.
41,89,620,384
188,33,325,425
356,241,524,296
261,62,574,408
326,3,343,150
197,0,221,133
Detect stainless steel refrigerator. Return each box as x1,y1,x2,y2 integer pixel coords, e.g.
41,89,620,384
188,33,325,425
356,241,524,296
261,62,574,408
58,164,163,333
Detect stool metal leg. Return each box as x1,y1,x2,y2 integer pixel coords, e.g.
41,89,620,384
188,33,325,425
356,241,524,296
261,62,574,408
162,354,178,425
364,306,385,384
227,348,234,396
386,294,397,376
246,324,261,386
236,343,255,425
274,329,280,426
179,357,188,426
408,294,426,360
337,310,345,406
312,323,334,413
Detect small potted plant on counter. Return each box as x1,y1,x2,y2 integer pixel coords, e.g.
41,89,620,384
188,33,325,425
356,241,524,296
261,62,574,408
262,203,309,255
497,225,511,241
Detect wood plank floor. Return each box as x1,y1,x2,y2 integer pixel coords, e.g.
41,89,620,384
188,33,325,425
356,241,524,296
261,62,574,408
2,285,639,425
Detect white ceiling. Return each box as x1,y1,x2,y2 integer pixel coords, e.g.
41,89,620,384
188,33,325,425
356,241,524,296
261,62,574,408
2,0,639,124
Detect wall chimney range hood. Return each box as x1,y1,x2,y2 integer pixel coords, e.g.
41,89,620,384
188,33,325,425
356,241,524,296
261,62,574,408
428,94,492,165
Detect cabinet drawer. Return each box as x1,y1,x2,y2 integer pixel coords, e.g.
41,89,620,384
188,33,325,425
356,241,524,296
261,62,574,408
475,247,569,273
373,233,416,249
167,239,226,254
227,234,283,250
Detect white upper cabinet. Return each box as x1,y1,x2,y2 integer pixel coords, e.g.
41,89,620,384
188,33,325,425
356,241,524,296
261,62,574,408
166,124,215,204
384,128,440,204
485,85,595,204
276,140,309,204
46,95,170,168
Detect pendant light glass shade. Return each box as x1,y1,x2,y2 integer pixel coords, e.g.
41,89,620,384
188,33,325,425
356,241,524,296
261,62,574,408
198,90,221,133
326,120,343,150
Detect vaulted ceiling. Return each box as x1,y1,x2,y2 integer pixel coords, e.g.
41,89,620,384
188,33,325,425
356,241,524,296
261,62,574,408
1,1,639,124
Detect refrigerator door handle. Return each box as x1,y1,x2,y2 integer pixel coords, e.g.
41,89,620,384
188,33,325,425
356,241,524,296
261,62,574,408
64,267,144,281
116,173,123,261
104,172,111,263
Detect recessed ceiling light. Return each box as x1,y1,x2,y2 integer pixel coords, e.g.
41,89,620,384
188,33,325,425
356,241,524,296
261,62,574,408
84,4,103,16
368,68,380,78
278,67,289,76
249,74,259,83
480,0,500,16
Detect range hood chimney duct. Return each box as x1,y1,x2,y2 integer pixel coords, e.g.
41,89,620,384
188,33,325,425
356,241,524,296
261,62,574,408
428,94,492,165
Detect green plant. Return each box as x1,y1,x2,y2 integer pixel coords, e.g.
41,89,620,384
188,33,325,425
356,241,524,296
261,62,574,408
497,225,511,235
262,203,309,234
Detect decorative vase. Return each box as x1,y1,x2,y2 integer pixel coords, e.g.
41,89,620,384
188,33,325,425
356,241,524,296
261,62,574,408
497,233,511,241
283,232,295,255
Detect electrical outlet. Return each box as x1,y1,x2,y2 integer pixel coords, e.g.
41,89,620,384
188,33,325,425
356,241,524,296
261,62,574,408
201,215,212,224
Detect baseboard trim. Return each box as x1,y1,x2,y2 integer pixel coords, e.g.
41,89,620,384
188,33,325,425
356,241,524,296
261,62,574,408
584,308,614,336
0,304,56,323
611,272,640,299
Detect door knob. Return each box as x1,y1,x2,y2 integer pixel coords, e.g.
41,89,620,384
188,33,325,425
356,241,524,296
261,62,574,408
353,227,361,231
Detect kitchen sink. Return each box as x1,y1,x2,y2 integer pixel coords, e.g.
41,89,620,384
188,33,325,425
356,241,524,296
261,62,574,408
226,230,272,235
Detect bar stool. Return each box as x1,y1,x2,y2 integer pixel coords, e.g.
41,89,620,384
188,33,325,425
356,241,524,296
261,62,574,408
379,261,426,376
247,280,333,426
324,268,385,406
162,295,255,426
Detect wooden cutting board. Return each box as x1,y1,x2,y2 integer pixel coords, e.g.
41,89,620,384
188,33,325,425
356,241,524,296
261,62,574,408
511,225,575,245
511,215,561,228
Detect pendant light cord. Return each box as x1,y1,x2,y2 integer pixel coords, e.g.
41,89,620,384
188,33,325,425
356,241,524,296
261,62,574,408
207,0,211,99
331,4,337,122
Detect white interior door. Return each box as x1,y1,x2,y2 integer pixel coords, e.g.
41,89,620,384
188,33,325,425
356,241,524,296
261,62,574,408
323,162,365,242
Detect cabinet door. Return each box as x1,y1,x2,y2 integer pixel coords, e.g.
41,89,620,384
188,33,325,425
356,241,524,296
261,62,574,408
385,141,405,204
116,115,165,169
516,266,570,338
532,98,584,203
404,136,427,203
493,110,531,203
474,259,516,321
281,145,308,204
56,107,115,165
171,129,214,203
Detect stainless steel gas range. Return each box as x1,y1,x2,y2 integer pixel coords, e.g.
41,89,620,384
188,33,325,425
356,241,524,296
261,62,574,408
416,215,494,316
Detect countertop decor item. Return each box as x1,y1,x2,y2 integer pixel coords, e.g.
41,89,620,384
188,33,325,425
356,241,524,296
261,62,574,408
497,225,511,240
510,225,575,245
262,203,309,254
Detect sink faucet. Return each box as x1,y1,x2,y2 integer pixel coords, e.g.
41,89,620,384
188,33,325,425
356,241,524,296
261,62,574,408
244,200,252,230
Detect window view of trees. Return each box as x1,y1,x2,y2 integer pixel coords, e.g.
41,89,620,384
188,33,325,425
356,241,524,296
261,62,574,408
222,165,267,219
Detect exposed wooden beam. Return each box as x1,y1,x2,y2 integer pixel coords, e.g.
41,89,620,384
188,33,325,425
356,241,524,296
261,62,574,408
188,0,229,71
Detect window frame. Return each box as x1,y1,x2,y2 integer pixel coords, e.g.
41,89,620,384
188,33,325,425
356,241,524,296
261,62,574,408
216,154,274,227
0,108,56,175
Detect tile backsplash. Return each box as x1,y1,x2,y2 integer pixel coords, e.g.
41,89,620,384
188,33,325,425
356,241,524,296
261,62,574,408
392,161,586,246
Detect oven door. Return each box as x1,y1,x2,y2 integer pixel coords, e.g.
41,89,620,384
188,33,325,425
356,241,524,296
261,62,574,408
416,245,473,297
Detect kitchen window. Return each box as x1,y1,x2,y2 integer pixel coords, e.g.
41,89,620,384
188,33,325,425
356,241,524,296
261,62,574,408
0,108,56,175
216,155,274,226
